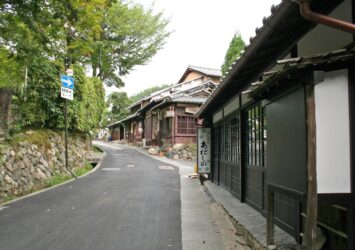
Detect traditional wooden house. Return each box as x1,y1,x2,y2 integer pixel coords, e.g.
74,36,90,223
108,66,221,145
108,101,143,142
141,66,220,147
196,0,354,249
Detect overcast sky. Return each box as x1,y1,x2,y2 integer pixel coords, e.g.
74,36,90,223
109,0,282,97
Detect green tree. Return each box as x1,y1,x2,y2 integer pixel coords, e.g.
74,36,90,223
0,0,170,133
0,48,23,132
17,60,106,132
70,66,106,132
90,1,170,87
221,32,245,75
106,92,132,121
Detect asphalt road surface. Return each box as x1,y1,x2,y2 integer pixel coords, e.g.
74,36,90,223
0,143,181,250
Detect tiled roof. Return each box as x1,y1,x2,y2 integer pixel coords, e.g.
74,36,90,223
170,96,208,104
170,80,217,99
178,66,222,83
107,112,139,128
188,65,222,77
250,46,355,99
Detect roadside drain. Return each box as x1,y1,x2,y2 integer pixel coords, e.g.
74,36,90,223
158,166,174,170
102,168,121,171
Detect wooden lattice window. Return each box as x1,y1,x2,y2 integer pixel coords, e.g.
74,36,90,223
231,116,240,163
244,104,266,167
177,116,196,135
224,120,231,161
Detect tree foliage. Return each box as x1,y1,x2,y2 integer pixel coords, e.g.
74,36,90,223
0,0,170,132
14,60,105,133
69,66,106,132
103,83,171,126
221,32,245,76
0,48,23,89
91,1,170,87
106,92,132,122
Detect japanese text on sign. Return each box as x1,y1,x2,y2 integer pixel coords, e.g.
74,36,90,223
197,128,211,174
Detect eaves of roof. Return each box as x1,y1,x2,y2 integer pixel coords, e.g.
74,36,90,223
137,99,163,113
196,0,344,119
250,46,355,99
107,112,140,128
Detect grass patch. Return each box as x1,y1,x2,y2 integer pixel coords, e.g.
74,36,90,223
46,173,72,187
3,195,16,203
46,162,93,187
74,162,94,176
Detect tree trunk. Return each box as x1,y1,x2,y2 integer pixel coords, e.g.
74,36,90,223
92,65,97,77
0,88,12,135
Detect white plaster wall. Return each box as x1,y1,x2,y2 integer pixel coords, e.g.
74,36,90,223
315,70,351,193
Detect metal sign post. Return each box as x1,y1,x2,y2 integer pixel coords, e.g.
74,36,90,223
61,72,77,179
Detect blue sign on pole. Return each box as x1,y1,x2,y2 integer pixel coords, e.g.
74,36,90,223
61,75,75,90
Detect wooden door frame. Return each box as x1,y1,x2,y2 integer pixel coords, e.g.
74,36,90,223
240,101,266,210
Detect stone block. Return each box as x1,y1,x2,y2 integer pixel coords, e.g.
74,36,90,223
4,174,14,184
4,162,13,172
35,168,47,180
148,148,159,155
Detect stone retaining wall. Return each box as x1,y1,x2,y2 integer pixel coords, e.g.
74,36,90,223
0,130,89,201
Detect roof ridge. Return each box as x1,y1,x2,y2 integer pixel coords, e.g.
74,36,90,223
188,65,221,71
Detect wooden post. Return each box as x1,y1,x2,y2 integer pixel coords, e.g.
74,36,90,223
348,205,354,250
172,106,176,146
239,95,244,202
305,84,318,250
267,187,275,245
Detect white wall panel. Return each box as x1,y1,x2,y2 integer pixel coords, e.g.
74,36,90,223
315,70,351,193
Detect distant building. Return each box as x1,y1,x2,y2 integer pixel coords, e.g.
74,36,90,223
108,66,221,147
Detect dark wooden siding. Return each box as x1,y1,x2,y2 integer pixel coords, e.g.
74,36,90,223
145,116,152,142
265,87,307,237
212,126,219,184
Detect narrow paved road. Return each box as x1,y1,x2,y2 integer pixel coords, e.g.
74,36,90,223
0,143,181,250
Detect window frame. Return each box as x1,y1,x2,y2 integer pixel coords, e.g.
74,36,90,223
176,115,197,136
